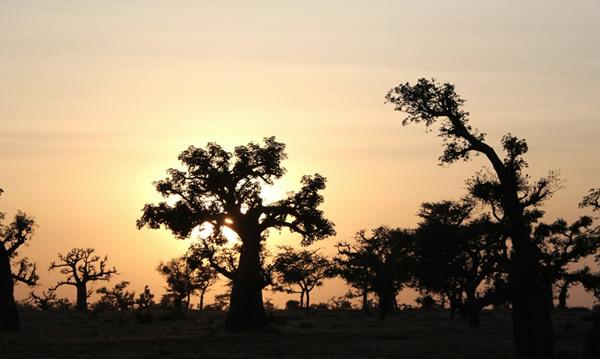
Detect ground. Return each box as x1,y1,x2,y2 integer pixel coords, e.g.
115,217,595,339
1,308,595,358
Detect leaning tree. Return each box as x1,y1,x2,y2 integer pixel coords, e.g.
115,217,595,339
386,79,559,356
49,248,117,312
271,246,334,309
137,137,335,331
0,188,39,331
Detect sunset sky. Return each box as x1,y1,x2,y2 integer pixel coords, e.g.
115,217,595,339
1,0,599,307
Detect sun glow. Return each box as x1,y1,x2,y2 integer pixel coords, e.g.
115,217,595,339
191,223,240,244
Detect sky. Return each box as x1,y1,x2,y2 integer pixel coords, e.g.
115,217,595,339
1,0,599,308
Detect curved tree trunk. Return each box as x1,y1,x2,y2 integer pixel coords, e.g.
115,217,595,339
199,289,206,310
226,234,266,332
0,247,19,331
305,290,311,309
299,290,305,309
76,284,88,312
557,282,569,310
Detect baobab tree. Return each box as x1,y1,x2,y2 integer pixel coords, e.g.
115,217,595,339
137,137,335,331
49,248,117,312
386,79,559,356
271,246,334,309
0,188,39,331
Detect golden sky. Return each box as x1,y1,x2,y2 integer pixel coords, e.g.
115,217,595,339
2,0,599,307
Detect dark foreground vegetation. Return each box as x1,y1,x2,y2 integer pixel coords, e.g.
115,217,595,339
1,308,596,359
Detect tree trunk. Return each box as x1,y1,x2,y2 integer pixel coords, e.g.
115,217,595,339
509,228,555,357
226,234,266,332
199,290,205,310
76,284,88,312
377,288,394,321
305,290,310,309
0,247,19,331
557,282,568,310
362,289,369,314
465,291,480,328
300,290,305,309
582,315,600,357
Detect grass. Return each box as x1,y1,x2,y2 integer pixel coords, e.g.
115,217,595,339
0,308,595,358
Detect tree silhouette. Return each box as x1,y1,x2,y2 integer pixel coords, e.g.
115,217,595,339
336,227,413,320
578,188,600,357
387,79,558,356
271,246,334,309
96,281,135,311
534,216,600,309
28,289,57,311
137,137,335,331
49,248,117,312
0,188,39,331
157,255,217,311
413,200,509,326
135,285,155,309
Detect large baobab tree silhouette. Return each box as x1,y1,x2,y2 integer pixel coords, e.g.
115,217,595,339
335,226,413,320
137,137,335,331
271,246,334,309
386,79,559,356
49,248,117,312
0,188,39,331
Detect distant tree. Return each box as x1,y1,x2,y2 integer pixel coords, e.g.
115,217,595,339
49,248,117,312
336,227,414,320
157,255,217,311
137,137,335,331
533,216,600,309
135,285,155,309
271,246,334,309
413,200,509,326
387,79,559,356
205,292,230,311
185,251,224,310
28,289,58,311
96,281,135,311
578,188,600,357
0,188,39,331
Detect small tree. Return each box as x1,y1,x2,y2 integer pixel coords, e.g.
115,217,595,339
336,227,414,320
49,248,117,312
28,289,58,311
135,285,155,309
534,216,600,309
0,188,39,331
272,246,333,309
96,281,135,311
413,200,509,326
137,137,335,331
157,255,217,311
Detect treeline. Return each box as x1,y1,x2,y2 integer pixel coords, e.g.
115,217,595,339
1,79,600,357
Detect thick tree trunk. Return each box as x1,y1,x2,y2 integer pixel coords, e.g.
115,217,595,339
305,290,310,309
226,234,266,332
557,282,568,310
465,291,480,327
0,247,19,331
76,284,88,312
376,286,394,321
510,229,555,357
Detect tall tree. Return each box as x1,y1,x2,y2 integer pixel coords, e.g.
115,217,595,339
137,137,335,331
271,246,333,309
336,227,413,320
414,200,509,326
49,248,117,312
0,188,39,331
386,79,558,356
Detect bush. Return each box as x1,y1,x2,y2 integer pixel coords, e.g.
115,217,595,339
285,300,300,310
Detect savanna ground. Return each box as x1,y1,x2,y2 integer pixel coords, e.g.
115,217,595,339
1,308,595,358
